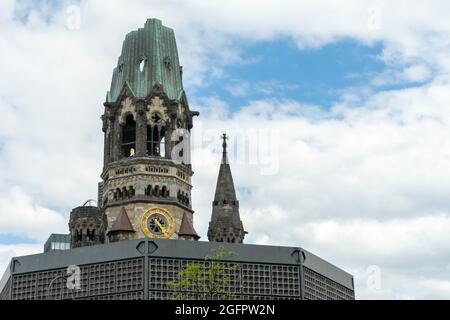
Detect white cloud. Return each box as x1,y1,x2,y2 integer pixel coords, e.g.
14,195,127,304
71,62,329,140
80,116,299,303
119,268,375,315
372,64,433,86
402,65,432,83
0,187,67,242
224,81,251,97
189,76,450,299
1,0,450,299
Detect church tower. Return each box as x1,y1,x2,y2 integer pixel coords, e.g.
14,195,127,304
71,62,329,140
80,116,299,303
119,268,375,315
69,202,107,248
207,134,246,243
99,19,199,242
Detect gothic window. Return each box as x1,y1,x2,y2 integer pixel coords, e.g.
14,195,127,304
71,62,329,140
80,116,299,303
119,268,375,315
139,55,147,72
87,229,95,242
176,191,189,205
161,186,168,198
115,188,122,200
122,114,136,158
147,113,165,157
75,229,82,242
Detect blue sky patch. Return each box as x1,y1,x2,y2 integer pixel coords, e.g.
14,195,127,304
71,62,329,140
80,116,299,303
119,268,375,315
190,39,386,110
0,233,39,245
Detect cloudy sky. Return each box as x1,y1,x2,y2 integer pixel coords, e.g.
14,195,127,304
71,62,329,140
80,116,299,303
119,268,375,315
1,0,450,299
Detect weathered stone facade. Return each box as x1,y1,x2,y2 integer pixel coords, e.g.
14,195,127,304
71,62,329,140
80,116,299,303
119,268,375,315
68,205,107,248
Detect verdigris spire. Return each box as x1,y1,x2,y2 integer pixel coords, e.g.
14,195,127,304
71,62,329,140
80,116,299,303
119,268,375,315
106,18,184,103
208,134,246,244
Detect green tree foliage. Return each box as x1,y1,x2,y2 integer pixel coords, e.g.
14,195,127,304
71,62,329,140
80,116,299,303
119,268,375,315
168,247,239,300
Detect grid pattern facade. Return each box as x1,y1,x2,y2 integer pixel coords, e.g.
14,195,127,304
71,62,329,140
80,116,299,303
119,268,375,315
3,255,355,300
10,258,143,300
303,267,355,300
149,257,301,300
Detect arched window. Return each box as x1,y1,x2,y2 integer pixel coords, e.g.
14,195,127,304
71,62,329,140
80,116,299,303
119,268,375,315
87,229,95,242
153,185,160,197
75,229,82,242
122,114,136,158
129,186,135,197
145,185,152,196
147,113,165,157
115,188,122,200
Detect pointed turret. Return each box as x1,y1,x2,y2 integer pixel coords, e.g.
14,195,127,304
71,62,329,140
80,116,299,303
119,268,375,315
107,208,135,242
207,134,246,243
178,212,200,241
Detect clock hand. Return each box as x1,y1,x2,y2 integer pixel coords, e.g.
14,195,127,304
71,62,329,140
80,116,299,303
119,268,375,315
154,219,168,237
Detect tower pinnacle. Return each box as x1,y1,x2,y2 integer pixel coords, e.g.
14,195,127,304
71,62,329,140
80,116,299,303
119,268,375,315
207,134,246,243
222,133,228,164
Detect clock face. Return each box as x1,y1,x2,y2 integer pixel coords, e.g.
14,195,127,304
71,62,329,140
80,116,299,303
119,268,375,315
140,207,175,239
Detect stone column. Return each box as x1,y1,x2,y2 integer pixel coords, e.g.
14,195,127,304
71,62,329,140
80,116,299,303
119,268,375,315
135,101,147,157
112,115,122,161
149,122,154,156
103,115,114,166
102,115,109,167
166,112,177,159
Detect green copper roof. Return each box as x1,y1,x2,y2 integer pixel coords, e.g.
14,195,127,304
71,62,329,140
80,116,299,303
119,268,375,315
106,19,184,103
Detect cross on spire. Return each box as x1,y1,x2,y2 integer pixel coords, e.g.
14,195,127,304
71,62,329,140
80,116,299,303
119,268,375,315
222,133,228,153
221,133,229,164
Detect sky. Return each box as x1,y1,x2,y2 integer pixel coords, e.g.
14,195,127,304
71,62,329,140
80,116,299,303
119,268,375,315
1,0,450,299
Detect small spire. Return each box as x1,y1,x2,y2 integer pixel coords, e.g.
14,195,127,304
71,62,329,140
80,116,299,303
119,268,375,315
178,213,200,240
208,133,246,244
108,208,135,234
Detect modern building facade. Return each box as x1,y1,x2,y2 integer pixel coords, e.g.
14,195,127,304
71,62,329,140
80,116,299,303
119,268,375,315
0,18,355,300
0,239,354,300
43,234,71,253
